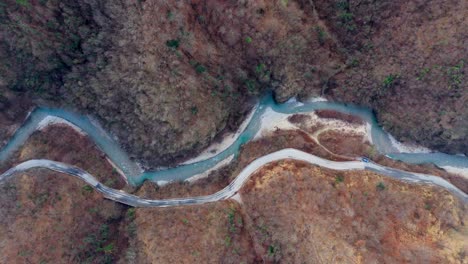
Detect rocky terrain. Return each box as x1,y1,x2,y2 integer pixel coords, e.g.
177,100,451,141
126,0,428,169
0,0,466,168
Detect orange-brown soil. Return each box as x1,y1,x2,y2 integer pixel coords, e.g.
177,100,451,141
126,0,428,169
240,160,467,263
0,171,129,264
130,200,257,263
317,129,368,157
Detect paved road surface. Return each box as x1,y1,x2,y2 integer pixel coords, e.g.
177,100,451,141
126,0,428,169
1,149,465,207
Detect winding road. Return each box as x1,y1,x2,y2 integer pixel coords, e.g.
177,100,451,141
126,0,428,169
1,94,467,207
1,149,466,207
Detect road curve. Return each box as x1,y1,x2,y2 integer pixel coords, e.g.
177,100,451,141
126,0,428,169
1,149,466,207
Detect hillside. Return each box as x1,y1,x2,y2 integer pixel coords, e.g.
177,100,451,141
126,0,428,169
1,0,466,167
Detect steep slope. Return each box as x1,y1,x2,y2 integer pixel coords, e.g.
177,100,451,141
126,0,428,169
0,0,466,167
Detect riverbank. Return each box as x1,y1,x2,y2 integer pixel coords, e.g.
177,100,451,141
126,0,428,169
2,98,467,196
0,117,466,262
1,156,465,263
3,93,468,188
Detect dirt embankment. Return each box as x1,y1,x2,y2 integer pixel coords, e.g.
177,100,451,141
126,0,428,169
5,0,465,166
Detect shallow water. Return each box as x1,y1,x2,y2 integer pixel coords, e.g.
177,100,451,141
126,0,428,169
1,93,467,185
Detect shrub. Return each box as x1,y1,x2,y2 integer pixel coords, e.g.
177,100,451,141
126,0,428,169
166,11,174,20
97,243,114,254
195,64,206,74
315,26,327,45
82,185,93,194
349,58,359,67
268,245,277,256
127,222,137,237
166,39,180,49
416,67,430,81
255,63,266,74
382,74,399,88
336,1,349,10
244,79,256,92
335,175,344,183
224,236,232,247
339,12,354,23
16,0,29,7
126,208,136,220
376,182,385,191
424,203,432,210
447,60,464,89
245,36,253,44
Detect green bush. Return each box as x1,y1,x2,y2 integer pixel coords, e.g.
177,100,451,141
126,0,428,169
126,208,136,220
335,175,344,183
268,245,277,256
376,182,385,191
244,79,256,92
166,39,180,48
195,64,206,74
16,0,29,7
447,60,464,89
382,74,399,88
82,185,93,194
316,26,327,45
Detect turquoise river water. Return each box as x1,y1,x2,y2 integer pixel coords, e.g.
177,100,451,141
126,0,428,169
1,93,467,185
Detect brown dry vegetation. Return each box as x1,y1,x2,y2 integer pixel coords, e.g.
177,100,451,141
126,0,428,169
0,90,32,149
136,161,236,200
1,0,465,167
318,130,368,156
314,0,468,154
151,125,467,199
0,171,129,264
0,124,130,263
240,160,467,263
0,125,126,189
0,121,467,263
318,129,468,193
315,109,364,125
130,200,257,263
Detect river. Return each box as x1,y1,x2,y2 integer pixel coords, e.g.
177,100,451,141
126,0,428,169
1,93,467,186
